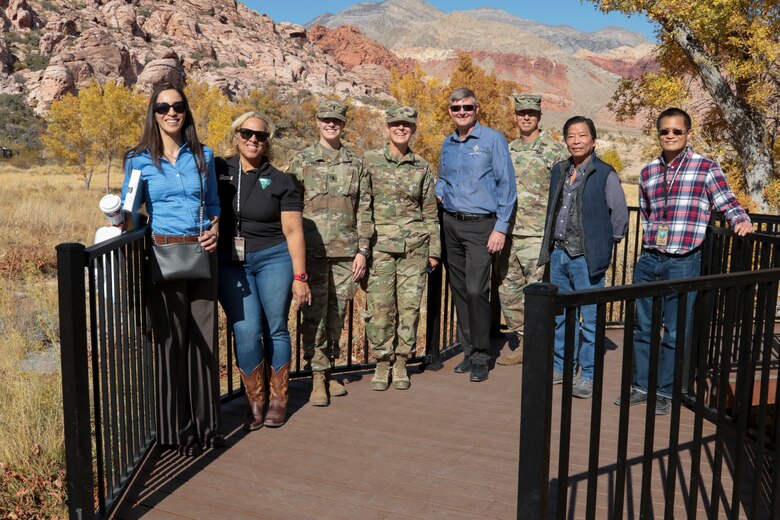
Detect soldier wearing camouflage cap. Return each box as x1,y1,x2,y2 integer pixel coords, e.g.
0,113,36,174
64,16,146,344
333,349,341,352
363,106,441,391
495,93,567,367
286,99,374,406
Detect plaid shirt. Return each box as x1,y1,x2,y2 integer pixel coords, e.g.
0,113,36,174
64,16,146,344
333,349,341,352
639,146,750,254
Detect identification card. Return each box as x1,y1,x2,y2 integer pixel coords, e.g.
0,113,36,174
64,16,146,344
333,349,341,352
232,237,246,262
656,224,669,247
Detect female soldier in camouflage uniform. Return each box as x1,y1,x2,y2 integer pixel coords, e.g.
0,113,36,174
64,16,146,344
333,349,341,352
363,106,440,390
287,100,374,406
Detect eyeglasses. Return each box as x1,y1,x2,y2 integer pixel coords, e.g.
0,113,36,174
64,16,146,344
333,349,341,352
237,128,269,142
658,128,687,136
449,104,476,113
154,101,187,115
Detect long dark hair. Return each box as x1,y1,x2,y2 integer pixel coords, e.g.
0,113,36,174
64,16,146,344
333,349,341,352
124,83,207,176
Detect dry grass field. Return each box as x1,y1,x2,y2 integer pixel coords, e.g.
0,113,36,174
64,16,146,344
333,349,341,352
0,163,118,520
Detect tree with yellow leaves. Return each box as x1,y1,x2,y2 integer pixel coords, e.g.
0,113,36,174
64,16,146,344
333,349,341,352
43,81,145,191
593,0,779,212
42,93,95,189
79,81,146,192
391,54,521,169
184,82,243,153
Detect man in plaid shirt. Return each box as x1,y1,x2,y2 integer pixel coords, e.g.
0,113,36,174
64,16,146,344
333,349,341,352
616,107,753,415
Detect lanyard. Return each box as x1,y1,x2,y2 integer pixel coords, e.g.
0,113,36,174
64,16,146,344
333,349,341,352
661,151,686,222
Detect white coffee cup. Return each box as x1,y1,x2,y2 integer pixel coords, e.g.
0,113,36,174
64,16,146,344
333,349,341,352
99,194,125,226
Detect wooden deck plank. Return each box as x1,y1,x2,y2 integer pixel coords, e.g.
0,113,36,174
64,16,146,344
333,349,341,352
112,332,769,519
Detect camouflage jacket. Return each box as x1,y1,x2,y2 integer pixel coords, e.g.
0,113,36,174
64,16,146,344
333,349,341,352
287,142,374,258
363,145,441,258
509,130,567,237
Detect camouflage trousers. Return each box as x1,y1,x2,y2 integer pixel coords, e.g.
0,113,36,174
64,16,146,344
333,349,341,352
365,247,429,361
300,256,358,372
495,235,545,335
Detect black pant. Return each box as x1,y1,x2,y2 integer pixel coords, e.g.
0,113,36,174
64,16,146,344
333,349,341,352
148,254,220,446
442,213,495,366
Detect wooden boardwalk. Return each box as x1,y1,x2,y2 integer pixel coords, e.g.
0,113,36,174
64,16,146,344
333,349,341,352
113,334,763,519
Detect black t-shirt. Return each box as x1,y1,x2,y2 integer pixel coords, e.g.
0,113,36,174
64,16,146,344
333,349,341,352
216,155,303,253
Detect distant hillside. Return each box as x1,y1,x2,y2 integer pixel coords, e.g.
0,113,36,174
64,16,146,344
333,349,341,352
308,0,656,127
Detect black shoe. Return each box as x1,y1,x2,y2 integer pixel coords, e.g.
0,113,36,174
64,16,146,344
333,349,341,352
469,364,489,382
453,357,473,374
655,396,672,415
613,388,648,407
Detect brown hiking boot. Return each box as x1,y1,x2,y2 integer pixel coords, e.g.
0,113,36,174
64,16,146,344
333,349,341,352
497,345,524,366
309,371,329,406
327,371,348,397
392,356,410,390
239,361,266,431
371,361,391,391
265,362,289,427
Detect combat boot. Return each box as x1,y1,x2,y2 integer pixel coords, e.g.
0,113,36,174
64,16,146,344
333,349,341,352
327,371,348,397
309,371,329,407
371,361,391,391
392,356,410,390
239,361,266,431
265,362,289,427
497,345,524,366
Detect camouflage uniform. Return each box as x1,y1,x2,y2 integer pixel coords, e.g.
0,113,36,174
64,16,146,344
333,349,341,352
497,95,567,340
363,113,440,361
287,105,373,372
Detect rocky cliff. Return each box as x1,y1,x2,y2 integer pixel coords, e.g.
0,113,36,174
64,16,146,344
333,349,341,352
0,0,395,114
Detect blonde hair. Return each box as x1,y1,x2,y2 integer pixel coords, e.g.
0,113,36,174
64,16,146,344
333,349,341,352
222,111,275,161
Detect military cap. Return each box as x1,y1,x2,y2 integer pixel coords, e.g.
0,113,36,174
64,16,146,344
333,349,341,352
317,99,348,122
385,105,418,124
512,93,542,112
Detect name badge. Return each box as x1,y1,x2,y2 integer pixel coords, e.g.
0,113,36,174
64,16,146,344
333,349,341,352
656,224,669,247
232,237,246,262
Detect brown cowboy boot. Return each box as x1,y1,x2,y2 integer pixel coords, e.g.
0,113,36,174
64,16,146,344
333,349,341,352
239,361,266,431
265,362,290,427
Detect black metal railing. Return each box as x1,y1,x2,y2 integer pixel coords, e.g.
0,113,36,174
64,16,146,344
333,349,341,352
57,224,459,519
518,228,780,519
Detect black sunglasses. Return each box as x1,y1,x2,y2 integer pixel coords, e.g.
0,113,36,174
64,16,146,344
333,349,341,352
237,128,269,142
154,101,187,115
450,104,476,113
658,128,687,136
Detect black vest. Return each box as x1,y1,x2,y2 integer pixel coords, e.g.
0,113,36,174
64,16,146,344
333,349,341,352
539,154,615,278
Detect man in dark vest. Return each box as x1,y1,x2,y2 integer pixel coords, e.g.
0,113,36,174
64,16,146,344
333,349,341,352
538,115,628,399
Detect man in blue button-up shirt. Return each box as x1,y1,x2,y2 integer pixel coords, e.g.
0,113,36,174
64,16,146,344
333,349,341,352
436,87,517,382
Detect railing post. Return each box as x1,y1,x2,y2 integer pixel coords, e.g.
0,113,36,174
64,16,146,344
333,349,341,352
518,282,557,519
57,243,95,520
424,264,443,370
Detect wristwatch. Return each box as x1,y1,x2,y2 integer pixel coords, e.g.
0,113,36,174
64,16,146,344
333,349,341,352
294,273,308,282
357,248,370,258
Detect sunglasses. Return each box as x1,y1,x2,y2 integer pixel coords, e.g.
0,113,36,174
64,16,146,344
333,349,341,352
450,104,476,113
658,128,687,136
154,101,187,115
237,128,269,142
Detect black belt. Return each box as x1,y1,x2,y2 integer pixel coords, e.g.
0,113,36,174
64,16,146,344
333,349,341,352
642,246,701,259
445,210,496,222
553,239,567,249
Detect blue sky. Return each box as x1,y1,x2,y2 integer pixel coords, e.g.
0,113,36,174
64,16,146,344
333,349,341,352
244,0,657,40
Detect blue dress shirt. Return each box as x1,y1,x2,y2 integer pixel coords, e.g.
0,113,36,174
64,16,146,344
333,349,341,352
435,122,517,234
121,144,220,235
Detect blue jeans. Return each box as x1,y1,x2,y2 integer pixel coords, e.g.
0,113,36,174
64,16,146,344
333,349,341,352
218,241,293,373
632,250,700,398
551,249,605,382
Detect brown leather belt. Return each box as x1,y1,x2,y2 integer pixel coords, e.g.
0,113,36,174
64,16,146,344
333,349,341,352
153,233,200,245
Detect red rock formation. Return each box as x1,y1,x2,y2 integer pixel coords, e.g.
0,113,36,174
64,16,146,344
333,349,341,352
581,55,658,79
308,24,414,76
